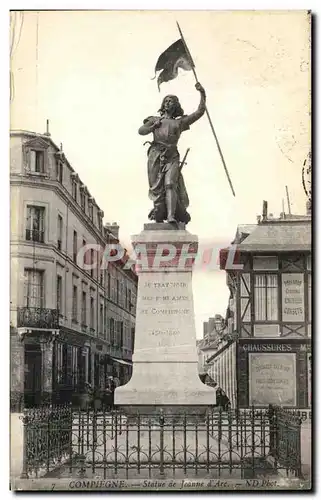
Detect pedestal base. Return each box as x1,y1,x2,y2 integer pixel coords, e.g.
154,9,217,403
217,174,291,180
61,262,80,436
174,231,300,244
116,405,214,423
115,225,216,412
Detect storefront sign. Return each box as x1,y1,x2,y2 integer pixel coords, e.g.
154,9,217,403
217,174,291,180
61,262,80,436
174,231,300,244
242,343,292,352
282,273,305,322
295,409,311,421
249,353,296,406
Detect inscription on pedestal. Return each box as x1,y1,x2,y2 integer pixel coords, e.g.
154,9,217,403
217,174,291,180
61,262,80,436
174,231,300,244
136,276,192,348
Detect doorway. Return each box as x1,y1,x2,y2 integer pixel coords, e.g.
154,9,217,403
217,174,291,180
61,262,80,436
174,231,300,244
24,344,42,407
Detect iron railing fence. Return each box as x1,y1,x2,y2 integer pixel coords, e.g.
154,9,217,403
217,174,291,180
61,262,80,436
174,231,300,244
20,405,302,480
20,403,72,479
269,405,302,477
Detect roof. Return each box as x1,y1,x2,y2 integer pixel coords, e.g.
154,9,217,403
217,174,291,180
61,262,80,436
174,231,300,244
232,224,257,244
10,129,102,212
198,336,221,351
237,220,311,252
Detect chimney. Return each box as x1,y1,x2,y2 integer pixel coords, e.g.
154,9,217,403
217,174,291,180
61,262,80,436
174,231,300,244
203,322,208,338
262,200,268,221
208,317,216,334
104,222,119,240
44,119,51,136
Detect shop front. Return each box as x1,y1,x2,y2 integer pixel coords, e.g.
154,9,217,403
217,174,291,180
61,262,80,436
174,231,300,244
237,338,311,408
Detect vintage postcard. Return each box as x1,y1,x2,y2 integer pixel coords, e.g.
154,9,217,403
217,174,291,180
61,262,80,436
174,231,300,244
10,9,311,492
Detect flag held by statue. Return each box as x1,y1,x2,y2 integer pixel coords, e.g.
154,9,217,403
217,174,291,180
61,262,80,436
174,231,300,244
153,39,194,90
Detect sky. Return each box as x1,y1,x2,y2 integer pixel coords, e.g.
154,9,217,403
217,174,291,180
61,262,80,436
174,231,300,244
10,10,311,338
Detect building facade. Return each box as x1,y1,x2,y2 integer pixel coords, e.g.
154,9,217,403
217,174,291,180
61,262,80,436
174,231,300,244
218,210,311,409
203,205,311,409
10,129,137,410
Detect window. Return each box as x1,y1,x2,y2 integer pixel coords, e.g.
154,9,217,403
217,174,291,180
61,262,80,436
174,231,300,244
72,285,78,322
254,274,278,321
56,343,64,383
89,203,93,221
72,346,79,387
90,297,95,330
128,289,132,311
30,150,45,173
119,278,124,308
90,249,95,278
97,214,102,231
26,206,45,243
110,318,115,345
57,215,63,251
119,321,124,349
56,275,62,313
81,239,87,268
104,302,108,341
116,278,119,304
81,291,87,326
72,180,77,202
100,303,104,334
56,161,63,183
24,269,44,308
107,273,111,298
80,190,86,211
73,231,77,263
100,270,103,286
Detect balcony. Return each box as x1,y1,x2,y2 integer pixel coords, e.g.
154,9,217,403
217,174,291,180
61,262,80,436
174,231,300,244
26,229,44,243
17,307,59,329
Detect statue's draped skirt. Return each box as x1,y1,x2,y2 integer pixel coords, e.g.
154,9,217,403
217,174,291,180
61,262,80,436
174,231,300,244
147,143,189,218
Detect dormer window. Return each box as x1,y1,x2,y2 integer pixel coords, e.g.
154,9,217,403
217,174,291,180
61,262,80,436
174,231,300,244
56,161,63,183
31,150,45,173
71,173,79,202
89,202,93,221
97,210,104,231
54,151,65,183
23,137,49,176
72,181,77,201
80,186,86,211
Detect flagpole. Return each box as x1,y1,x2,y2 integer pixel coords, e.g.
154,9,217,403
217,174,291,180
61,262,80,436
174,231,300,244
176,22,236,197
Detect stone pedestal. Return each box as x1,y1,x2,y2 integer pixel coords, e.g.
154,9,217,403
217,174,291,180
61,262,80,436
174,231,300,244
115,224,216,416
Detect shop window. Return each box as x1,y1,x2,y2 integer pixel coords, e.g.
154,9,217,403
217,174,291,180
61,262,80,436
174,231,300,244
254,274,278,321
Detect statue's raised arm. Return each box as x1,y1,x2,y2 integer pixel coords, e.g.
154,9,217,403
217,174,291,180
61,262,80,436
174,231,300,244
180,82,206,130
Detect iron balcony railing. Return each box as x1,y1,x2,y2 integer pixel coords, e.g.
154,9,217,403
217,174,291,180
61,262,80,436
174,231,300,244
17,307,59,329
25,229,44,243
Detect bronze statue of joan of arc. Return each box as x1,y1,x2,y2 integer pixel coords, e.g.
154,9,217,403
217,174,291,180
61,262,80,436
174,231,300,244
138,82,206,225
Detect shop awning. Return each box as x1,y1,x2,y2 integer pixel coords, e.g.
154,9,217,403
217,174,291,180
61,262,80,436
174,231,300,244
111,357,132,366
